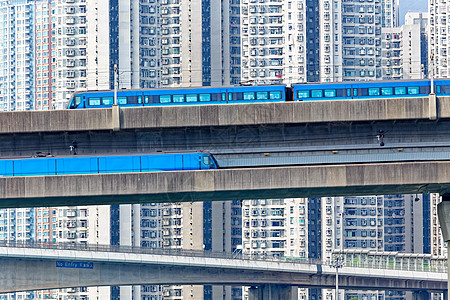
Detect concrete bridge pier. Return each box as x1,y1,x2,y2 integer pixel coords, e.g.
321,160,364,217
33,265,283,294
437,196,450,300
412,290,430,300
248,285,298,300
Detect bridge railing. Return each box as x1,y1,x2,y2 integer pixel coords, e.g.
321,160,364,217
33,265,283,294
0,241,446,273
331,250,447,273
0,240,322,265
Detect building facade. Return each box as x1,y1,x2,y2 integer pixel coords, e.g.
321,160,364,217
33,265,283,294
319,0,400,82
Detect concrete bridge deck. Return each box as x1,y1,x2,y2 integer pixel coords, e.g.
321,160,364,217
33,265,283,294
1,161,450,208
0,96,447,134
0,243,445,293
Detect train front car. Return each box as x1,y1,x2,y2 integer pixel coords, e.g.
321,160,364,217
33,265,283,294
0,152,218,177
67,85,288,109
197,152,218,170
67,92,87,109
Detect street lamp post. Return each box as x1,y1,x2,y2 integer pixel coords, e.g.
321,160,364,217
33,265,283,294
330,254,345,300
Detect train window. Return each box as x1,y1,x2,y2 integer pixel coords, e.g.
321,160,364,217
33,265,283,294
347,89,351,97
353,89,358,96
102,97,113,105
324,89,336,97
407,87,419,95
160,95,171,103
311,90,323,98
186,94,197,102
256,92,267,100
419,86,430,94
269,91,282,99
381,88,393,96
88,97,101,106
297,91,309,98
438,85,450,93
173,95,185,102
222,93,226,101
229,93,232,101
144,96,149,104
437,86,441,93
203,156,211,166
147,95,159,103
127,96,139,104
117,97,127,104
199,94,211,101
75,97,81,105
230,92,243,100
243,92,256,100
138,96,143,104
368,88,380,96
394,87,406,95
335,89,347,97
257,92,268,100
211,93,222,101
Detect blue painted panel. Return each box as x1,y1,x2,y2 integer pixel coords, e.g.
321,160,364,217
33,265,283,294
57,157,98,174
0,160,14,176
13,159,57,176
141,154,176,171
0,152,217,177
182,153,199,170
98,156,141,173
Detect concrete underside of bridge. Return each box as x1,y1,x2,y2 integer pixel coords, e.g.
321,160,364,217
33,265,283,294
1,161,450,208
0,257,445,294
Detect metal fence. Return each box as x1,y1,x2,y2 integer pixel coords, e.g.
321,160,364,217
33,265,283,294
331,250,447,273
0,241,446,273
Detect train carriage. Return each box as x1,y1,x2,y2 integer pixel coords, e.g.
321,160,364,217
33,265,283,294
68,85,288,109
68,79,450,109
291,80,440,101
0,152,217,177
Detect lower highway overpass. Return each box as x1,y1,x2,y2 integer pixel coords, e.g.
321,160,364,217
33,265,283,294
1,161,450,208
0,244,445,293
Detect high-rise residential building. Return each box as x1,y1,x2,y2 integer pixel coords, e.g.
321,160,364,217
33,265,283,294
380,27,402,80
77,201,242,300
321,194,445,300
240,0,311,84
55,0,87,108
319,0,399,82
0,0,241,112
0,0,35,111
404,12,428,79
86,0,240,90
380,12,428,80
429,0,449,78
34,1,56,110
241,198,309,299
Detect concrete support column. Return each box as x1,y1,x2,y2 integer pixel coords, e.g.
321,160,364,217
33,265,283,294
437,195,450,300
429,93,437,120
112,105,120,131
412,290,430,300
443,290,448,300
248,284,297,300
248,286,262,300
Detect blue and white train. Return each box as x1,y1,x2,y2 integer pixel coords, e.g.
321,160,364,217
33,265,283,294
67,79,450,109
0,152,217,177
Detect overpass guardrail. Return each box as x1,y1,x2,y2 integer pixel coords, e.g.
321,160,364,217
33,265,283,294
0,241,446,273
